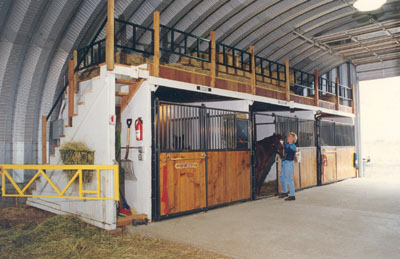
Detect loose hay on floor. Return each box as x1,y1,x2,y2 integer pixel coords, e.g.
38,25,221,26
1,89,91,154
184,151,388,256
0,210,228,259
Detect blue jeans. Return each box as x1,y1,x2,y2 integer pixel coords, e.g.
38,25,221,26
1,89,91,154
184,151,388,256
281,160,295,196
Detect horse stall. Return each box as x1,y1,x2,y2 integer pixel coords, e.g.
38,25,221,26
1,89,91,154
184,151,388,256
318,120,357,184
153,98,252,219
253,111,318,198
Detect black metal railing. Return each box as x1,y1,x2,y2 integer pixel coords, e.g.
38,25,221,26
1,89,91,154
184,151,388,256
115,18,154,56
75,39,106,71
290,68,314,96
338,83,353,107
46,73,69,121
255,56,286,83
216,42,251,72
156,101,250,152
319,77,336,96
75,19,107,71
160,24,210,62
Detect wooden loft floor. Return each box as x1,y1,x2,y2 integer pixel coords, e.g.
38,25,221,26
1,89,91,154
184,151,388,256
110,51,353,114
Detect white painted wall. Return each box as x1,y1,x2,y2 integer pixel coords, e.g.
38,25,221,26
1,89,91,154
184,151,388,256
28,66,117,230
120,82,154,219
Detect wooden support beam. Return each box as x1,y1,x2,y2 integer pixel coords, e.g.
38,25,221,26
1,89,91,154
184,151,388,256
284,58,290,101
73,50,78,92
121,79,145,113
42,116,47,164
106,0,115,71
115,78,137,85
314,69,319,106
210,31,216,87
351,83,355,114
153,11,160,77
335,77,340,110
115,92,129,97
250,45,256,95
68,59,74,127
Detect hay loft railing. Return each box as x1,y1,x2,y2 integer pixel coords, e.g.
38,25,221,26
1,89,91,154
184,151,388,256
160,24,211,63
255,56,286,83
114,18,154,56
68,14,354,110
290,68,315,97
216,42,252,73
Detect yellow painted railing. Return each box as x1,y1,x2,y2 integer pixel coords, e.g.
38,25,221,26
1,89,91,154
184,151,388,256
0,164,119,201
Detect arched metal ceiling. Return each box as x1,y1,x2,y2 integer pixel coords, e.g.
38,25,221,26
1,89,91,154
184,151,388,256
0,0,399,164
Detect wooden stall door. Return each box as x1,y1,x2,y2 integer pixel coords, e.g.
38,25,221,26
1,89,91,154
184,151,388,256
299,148,317,188
336,147,356,180
207,151,251,206
322,147,337,183
160,152,206,216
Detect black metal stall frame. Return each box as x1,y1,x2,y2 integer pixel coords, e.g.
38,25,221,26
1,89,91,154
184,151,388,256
152,98,253,221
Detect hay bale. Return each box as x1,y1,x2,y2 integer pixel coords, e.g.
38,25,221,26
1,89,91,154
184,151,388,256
59,142,94,184
78,66,100,82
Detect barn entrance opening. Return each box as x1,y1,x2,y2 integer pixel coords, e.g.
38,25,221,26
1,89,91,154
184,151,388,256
152,93,252,220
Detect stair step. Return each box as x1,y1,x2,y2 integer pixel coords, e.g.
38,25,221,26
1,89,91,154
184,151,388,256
78,101,85,105
115,92,129,97
59,135,66,138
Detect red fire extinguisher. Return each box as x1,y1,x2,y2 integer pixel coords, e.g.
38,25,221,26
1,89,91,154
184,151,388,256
135,117,143,141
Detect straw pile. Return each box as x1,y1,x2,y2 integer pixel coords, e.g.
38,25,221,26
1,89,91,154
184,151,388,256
0,212,228,259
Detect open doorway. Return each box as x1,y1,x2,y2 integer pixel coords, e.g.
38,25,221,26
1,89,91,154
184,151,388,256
360,76,400,174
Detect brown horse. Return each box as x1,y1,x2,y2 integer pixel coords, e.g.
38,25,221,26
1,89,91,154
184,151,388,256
255,133,285,196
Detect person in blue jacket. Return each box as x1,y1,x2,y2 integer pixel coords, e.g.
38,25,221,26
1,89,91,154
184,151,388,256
279,132,297,201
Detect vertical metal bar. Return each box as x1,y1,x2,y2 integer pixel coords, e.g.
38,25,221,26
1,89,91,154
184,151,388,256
184,34,187,55
277,63,280,82
197,38,200,59
96,169,101,198
269,60,272,79
241,51,244,70
79,169,83,198
171,28,174,53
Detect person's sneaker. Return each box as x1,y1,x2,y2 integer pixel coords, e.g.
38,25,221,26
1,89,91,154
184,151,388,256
284,196,295,201
278,193,288,198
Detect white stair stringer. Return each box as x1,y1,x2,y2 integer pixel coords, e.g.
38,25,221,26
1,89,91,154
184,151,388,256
29,68,117,230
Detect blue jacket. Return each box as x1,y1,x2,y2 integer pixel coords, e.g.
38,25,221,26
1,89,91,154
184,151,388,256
284,143,296,161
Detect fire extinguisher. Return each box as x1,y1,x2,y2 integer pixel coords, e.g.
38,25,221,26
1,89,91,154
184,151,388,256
135,117,143,141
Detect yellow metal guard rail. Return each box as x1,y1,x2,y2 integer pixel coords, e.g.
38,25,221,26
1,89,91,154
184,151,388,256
0,164,119,201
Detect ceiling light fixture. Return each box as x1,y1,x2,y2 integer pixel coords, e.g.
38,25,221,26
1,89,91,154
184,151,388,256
353,0,387,11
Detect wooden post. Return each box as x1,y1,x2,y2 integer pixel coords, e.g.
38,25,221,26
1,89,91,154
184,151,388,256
73,50,78,93
250,45,256,95
153,11,160,77
314,69,319,106
285,58,290,101
68,59,74,126
351,83,355,114
210,31,216,87
335,77,340,110
42,116,47,164
106,0,114,71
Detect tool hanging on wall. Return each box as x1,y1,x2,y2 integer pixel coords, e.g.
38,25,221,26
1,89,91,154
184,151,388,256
120,118,137,181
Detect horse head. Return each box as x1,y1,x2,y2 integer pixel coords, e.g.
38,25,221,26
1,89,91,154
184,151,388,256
272,133,285,158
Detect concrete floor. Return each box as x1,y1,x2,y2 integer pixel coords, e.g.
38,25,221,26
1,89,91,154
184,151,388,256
128,165,400,259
